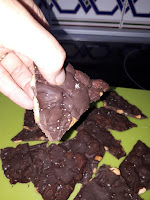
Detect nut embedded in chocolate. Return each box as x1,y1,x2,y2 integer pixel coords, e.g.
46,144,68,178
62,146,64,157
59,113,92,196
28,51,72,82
119,140,150,194
103,91,147,119
11,126,47,143
31,63,109,142
11,110,47,142
87,107,137,132
60,128,105,183
77,119,126,159
74,165,142,200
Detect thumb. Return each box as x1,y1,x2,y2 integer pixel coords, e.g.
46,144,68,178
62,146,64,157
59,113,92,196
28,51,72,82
0,0,66,85
32,33,66,85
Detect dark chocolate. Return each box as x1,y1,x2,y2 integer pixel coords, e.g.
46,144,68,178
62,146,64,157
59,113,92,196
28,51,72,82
119,140,150,195
31,143,87,200
103,91,147,119
11,110,47,142
87,107,137,131
23,110,37,128
11,126,47,142
0,143,33,184
32,63,109,141
77,119,126,159
75,165,142,200
1,142,87,200
60,129,105,183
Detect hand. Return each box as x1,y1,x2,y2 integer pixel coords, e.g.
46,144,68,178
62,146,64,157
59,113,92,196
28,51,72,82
0,0,66,109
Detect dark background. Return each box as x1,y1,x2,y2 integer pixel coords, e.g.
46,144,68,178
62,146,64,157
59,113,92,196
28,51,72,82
60,41,150,90
35,0,150,91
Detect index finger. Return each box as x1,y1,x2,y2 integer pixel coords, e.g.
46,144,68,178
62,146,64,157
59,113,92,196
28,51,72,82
0,63,33,109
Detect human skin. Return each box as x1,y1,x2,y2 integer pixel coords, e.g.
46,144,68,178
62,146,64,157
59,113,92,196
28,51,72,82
0,0,66,109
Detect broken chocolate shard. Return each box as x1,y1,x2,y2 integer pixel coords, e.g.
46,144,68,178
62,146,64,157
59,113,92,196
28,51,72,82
75,165,142,200
11,110,47,142
77,119,126,159
103,91,147,119
31,143,87,200
0,143,33,184
87,107,137,132
31,63,109,142
11,127,47,142
60,129,105,183
119,140,150,195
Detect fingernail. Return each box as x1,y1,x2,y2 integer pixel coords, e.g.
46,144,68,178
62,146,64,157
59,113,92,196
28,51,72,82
55,69,65,85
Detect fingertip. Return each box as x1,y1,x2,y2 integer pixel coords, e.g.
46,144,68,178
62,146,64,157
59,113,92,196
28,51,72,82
55,68,66,85
19,99,33,110
40,68,66,86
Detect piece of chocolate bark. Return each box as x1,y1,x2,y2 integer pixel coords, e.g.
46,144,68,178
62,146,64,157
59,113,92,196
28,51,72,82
11,110,47,142
11,127,47,142
0,143,34,184
1,142,88,200
87,107,137,131
103,91,147,119
31,143,87,200
77,119,126,159
74,165,142,200
60,129,105,183
31,63,109,141
119,140,150,195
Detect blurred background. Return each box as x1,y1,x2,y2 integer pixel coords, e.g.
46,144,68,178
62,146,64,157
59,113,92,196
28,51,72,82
34,0,150,90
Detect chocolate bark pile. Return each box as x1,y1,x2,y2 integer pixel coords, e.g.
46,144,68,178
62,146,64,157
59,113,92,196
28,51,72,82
75,165,142,200
1,140,150,200
0,65,149,200
1,142,87,200
75,141,150,200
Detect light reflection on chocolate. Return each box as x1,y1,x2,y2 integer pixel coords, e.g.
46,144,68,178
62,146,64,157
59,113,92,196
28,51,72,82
32,63,109,141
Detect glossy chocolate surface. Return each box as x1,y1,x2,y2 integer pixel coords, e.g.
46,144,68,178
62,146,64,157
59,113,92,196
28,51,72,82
33,64,109,141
